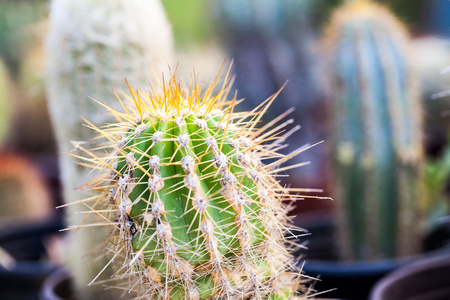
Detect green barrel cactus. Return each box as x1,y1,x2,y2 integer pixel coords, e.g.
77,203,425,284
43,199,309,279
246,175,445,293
45,0,174,298
324,0,424,261
75,71,318,299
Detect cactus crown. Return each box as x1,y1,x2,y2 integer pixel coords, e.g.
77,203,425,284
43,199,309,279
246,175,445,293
324,0,409,44
74,69,316,299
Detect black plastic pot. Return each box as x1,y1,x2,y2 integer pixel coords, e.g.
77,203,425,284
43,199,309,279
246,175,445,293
369,252,450,300
296,214,450,300
0,262,58,300
37,214,450,300
40,266,345,300
0,216,64,300
40,267,73,300
302,254,441,300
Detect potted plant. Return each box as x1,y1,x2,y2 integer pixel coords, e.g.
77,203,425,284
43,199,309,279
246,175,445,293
44,0,327,298
369,251,450,300
299,1,450,299
44,0,174,298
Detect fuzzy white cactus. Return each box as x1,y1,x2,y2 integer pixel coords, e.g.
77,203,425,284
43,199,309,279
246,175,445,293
45,0,174,298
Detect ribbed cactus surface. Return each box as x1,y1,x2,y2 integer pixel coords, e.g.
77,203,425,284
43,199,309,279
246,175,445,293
325,1,423,260
76,72,313,299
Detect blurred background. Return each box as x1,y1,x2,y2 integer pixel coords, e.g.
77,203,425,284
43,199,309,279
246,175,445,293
0,0,449,298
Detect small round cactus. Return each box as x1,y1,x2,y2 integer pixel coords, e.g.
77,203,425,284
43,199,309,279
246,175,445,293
75,70,317,299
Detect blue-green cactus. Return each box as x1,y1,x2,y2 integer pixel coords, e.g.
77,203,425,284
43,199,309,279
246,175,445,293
325,0,424,260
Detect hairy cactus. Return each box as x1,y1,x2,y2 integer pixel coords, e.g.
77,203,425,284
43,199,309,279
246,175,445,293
324,1,423,260
74,70,319,299
45,0,173,298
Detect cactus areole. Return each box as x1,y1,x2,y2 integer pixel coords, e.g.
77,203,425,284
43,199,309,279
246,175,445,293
76,70,316,299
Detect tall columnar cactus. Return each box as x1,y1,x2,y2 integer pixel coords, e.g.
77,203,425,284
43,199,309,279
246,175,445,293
45,0,174,298
324,1,423,261
74,70,318,299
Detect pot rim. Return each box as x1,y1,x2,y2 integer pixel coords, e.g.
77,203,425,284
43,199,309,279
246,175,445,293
369,252,450,300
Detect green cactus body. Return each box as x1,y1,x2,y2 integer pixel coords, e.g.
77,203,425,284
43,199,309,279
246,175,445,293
45,0,173,298
325,1,423,260
77,72,311,299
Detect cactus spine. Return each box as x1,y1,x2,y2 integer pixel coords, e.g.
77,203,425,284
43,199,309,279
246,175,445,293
75,70,314,299
324,1,423,260
45,0,173,298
